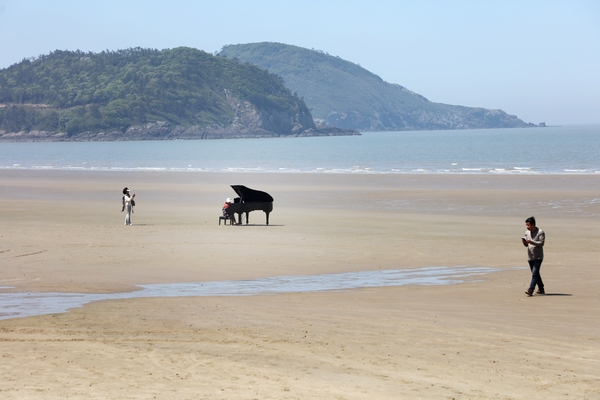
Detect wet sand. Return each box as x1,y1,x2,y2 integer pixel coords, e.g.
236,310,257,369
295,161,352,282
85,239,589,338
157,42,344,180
1,170,599,398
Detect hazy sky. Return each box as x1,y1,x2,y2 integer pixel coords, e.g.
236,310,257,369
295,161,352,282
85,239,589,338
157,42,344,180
1,0,598,125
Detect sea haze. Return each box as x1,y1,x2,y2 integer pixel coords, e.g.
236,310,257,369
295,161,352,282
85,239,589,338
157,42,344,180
1,125,599,175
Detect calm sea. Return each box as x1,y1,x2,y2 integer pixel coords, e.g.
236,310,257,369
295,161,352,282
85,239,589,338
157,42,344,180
1,125,599,175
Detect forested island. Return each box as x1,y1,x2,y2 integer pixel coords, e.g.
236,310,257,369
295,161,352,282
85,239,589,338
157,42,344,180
0,47,356,141
220,42,540,131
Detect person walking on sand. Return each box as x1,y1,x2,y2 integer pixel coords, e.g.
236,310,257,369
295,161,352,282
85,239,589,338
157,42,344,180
121,187,136,226
521,216,545,296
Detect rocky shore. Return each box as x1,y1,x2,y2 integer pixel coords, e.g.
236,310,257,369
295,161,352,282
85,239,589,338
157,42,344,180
0,122,359,142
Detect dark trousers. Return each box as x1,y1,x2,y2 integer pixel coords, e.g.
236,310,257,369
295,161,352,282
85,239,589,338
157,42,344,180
528,259,544,291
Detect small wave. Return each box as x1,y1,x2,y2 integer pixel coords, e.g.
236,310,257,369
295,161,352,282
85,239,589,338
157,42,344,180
136,167,168,171
224,167,266,172
1,164,599,175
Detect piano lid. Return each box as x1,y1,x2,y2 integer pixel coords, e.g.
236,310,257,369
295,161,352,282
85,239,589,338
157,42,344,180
230,185,274,203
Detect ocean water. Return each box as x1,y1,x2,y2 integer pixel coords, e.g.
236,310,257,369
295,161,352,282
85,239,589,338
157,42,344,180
1,125,599,174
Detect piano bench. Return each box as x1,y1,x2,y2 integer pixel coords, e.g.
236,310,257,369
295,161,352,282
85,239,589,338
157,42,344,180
219,216,233,225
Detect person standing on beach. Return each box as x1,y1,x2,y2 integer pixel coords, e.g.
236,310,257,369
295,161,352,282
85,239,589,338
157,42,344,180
121,187,136,226
522,216,545,296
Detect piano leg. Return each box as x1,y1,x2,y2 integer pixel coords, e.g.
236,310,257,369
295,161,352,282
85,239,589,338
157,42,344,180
266,212,270,225
245,212,249,225
236,213,246,225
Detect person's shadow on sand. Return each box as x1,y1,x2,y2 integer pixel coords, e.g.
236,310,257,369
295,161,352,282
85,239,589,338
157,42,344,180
539,293,572,296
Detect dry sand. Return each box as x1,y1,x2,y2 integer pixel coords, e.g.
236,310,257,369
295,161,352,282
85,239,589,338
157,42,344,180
0,170,599,399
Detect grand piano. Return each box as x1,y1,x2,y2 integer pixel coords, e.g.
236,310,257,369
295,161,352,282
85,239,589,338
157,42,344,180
227,185,274,225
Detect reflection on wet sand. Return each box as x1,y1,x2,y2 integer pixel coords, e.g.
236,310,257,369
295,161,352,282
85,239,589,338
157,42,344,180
0,266,504,320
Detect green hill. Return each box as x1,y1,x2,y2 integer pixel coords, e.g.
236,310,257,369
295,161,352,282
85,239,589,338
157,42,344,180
219,42,535,131
0,47,351,141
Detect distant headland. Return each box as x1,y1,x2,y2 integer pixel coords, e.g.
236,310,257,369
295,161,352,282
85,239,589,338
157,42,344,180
220,42,542,132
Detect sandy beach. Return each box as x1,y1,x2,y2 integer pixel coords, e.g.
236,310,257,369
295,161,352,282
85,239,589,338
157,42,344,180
1,170,599,399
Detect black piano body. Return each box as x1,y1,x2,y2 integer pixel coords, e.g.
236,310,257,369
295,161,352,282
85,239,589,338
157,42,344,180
227,185,273,225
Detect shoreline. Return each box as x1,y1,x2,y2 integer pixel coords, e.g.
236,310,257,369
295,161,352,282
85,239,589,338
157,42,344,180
3,167,600,184
2,167,600,175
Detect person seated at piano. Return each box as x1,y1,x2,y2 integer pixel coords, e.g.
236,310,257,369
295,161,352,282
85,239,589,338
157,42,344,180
222,198,237,224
